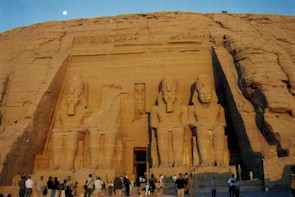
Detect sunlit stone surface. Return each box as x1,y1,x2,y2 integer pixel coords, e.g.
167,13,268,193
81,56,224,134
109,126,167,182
0,12,294,194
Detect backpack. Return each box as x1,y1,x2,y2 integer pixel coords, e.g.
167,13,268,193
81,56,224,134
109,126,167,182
43,188,48,195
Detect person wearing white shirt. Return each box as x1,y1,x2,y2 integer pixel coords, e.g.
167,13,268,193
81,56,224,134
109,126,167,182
36,176,44,197
25,176,34,197
227,174,235,197
94,177,103,197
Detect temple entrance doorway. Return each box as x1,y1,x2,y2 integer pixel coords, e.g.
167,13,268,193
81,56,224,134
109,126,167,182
134,148,147,182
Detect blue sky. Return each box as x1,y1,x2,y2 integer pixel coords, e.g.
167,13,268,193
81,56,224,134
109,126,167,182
0,0,294,32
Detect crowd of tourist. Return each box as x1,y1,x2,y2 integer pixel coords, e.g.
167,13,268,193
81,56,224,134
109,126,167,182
17,175,78,197
14,172,241,197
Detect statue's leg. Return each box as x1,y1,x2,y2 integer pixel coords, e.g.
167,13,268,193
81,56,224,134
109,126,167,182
196,126,210,166
64,131,79,170
104,132,116,169
213,126,225,166
157,129,169,167
98,133,104,168
172,128,184,167
89,130,100,169
51,130,62,169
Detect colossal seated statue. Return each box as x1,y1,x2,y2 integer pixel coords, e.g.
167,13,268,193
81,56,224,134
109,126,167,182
189,74,227,166
89,84,122,169
150,76,188,167
51,73,90,170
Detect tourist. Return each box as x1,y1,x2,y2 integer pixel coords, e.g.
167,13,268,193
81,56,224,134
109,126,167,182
210,177,217,197
149,174,157,197
234,178,240,197
18,176,26,197
138,176,146,197
107,181,114,196
123,176,131,196
184,173,188,180
173,175,177,183
36,176,44,197
144,182,150,196
54,177,60,197
60,180,67,197
85,174,94,197
47,176,54,197
94,176,104,197
156,180,162,196
158,174,164,195
227,174,235,197
175,173,187,197
64,176,74,197
25,176,34,197
187,174,195,197
113,174,123,197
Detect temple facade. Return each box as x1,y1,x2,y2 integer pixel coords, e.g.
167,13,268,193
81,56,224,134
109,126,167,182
0,12,294,194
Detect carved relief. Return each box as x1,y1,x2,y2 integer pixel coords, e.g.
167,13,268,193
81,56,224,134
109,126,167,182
67,73,84,115
115,34,138,43
114,137,123,170
134,83,146,120
150,76,188,167
192,136,200,166
189,74,228,166
89,83,122,169
169,33,208,44
72,36,114,45
151,131,159,168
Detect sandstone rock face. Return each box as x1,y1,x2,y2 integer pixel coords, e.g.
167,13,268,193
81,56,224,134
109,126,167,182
0,12,294,191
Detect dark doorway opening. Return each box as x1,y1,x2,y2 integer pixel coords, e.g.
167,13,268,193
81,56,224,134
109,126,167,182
134,148,147,182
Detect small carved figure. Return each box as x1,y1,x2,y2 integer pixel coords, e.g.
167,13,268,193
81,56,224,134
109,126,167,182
150,76,188,167
67,73,84,116
134,83,146,119
189,74,227,166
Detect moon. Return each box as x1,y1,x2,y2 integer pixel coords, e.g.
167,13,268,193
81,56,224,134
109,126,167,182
62,10,68,16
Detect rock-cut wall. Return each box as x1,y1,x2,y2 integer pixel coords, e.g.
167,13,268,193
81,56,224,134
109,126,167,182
0,12,294,189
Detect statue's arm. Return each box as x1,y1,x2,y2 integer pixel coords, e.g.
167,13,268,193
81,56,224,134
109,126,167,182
150,107,159,129
188,106,197,127
181,106,188,126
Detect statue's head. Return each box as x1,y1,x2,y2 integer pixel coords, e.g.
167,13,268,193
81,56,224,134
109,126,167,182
195,74,212,104
135,83,145,95
161,76,178,112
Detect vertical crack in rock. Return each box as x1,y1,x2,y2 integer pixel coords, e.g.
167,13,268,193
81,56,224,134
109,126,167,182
58,31,67,52
0,75,9,126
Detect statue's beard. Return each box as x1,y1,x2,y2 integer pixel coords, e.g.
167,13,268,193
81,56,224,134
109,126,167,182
166,102,173,112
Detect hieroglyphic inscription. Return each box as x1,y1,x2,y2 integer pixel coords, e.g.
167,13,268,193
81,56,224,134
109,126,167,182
72,34,139,45
72,36,114,45
169,33,208,44
115,34,138,43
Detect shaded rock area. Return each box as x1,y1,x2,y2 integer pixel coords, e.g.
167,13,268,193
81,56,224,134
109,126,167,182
0,12,294,192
